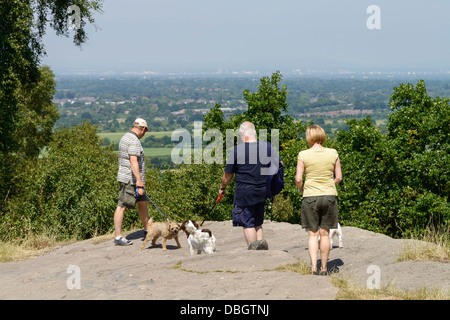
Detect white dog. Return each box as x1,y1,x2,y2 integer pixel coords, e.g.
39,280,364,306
329,223,343,249
180,220,216,255
318,223,343,249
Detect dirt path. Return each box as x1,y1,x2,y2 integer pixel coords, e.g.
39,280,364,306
0,221,448,300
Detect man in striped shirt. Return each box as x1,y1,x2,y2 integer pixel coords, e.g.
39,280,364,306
113,118,150,246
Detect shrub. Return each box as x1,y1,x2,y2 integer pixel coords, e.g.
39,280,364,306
1,122,120,240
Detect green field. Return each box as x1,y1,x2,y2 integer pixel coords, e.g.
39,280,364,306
98,131,173,158
143,148,172,157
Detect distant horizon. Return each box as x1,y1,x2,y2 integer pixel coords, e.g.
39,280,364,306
49,64,450,80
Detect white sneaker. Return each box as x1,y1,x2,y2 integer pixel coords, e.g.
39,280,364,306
114,236,133,246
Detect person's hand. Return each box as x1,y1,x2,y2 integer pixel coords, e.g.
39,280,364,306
136,187,145,196
136,177,144,188
219,186,226,196
136,178,145,196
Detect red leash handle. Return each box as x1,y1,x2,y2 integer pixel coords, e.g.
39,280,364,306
216,193,224,202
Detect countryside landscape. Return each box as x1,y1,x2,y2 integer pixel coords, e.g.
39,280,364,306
54,75,450,167
0,0,448,304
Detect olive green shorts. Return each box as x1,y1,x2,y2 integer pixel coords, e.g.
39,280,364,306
117,182,146,209
301,195,338,232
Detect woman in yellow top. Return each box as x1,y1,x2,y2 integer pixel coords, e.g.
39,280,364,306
295,125,342,275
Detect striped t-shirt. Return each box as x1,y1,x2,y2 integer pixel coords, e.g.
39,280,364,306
117,131,145,184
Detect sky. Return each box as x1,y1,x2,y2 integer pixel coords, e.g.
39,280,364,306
42,0,450,74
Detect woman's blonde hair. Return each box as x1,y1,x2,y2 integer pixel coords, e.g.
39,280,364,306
306,125,326,146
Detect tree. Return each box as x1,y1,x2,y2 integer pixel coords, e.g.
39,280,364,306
204,71,305,147
387,80,450,199
15,66,60,159
202,72,307,222
334,81,449,238
234,71,304,143
0,0,103,204
203,103,225,132
1,122,118,240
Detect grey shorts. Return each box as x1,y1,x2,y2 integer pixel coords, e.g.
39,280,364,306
117,182,146,209
301,195,338,232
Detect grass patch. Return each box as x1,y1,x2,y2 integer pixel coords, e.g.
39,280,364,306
0,231,118,263
330,274,450,300
172,260,241,274
0,234,60,263
272,257,449,300
398,227,449,263
272,258,312,275
172,260,208,274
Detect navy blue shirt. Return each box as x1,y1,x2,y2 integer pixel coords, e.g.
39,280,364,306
225,141,276,207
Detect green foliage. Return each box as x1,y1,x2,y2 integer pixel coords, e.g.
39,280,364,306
203,104,226,132
204,71,306,149
0,0,103,213
146,164,233,223
0,123,231,241
1,74,448,242
202,71,308,222
242,71,289,132
269,80,449,238
16,66,60,159
1,122,118,240
231,71,305,143
0,66,60,208
0,0,102,151
333,81,449,237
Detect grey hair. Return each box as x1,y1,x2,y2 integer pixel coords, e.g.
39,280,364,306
239,121,256,138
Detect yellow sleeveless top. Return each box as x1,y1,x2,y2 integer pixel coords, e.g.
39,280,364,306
298,147,338,197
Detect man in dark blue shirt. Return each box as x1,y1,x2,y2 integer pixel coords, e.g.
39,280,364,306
219,122,277,249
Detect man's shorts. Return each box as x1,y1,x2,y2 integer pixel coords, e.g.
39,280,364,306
232,202,265,228
117,182,146,209
301,195,338,232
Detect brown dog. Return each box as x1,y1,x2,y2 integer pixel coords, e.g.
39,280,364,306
141,217,182,251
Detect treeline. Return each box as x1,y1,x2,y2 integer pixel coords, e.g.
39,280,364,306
0,72,448,243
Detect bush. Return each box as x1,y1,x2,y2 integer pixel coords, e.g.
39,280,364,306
0,123,234,241
333,81,449,238
1,122,120,240
145,163,233,223
278,81,449,239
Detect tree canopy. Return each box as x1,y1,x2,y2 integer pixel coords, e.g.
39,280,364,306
0,0,103,205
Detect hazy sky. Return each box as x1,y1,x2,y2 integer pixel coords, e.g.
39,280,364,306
42,0,450,73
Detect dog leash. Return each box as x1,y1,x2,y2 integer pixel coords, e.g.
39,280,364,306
200,194,224,226
136,188,170,222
